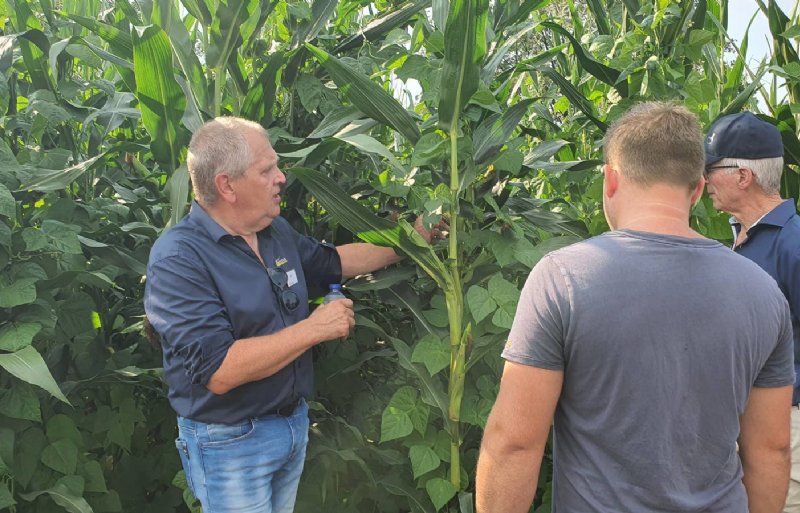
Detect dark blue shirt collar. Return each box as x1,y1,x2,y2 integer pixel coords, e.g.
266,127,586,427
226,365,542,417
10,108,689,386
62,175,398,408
729,199,797,232
188,200,272,243
188,201,228,242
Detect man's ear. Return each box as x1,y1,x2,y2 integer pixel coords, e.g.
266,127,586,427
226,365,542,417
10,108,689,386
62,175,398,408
214,173,236,203
603,164,619,198
737,167,755,189
690,177,705,204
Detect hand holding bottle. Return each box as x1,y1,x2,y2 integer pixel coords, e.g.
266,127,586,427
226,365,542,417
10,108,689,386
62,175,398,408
307,284,353,342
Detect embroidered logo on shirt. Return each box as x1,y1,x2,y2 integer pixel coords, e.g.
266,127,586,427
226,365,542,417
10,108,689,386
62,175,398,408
275,257,288,267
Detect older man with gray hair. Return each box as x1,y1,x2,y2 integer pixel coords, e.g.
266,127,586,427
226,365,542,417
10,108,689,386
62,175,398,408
145,116,443,513
705,111,800,512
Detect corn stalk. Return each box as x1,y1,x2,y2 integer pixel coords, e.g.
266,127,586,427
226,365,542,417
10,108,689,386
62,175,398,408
438,0,488,490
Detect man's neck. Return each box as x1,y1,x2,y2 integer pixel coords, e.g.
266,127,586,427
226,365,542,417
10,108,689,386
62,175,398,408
613,198,701,239
730,195,784,233
201,202,262,241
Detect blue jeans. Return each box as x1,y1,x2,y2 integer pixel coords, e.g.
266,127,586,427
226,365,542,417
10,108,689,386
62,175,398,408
175,399,309,513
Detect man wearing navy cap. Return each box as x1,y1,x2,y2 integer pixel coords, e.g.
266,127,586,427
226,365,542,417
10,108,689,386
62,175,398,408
144,117,444,513
705,111,800,512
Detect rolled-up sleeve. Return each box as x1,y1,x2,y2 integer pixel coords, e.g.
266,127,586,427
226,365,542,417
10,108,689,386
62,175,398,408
144,255,235,386
292,233,342,289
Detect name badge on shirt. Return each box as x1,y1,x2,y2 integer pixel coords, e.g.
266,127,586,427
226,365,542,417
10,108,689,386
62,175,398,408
286,269,298,287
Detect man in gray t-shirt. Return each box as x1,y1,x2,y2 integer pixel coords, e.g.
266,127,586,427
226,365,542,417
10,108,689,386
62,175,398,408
476,102,795,513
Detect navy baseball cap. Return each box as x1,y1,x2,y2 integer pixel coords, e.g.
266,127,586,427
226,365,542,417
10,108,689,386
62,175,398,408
704,112,783,166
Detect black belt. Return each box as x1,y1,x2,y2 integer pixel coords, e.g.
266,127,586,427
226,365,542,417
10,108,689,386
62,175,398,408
270,398,301,417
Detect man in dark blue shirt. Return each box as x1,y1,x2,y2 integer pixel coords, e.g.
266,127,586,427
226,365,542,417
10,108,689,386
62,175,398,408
705,111,800,512
144,117,442,513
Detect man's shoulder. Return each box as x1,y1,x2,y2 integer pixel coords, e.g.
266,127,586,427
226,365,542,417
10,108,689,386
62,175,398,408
546,233,611,257
267,216,326,249
542,231,669,261
533,233,617,270
149,218,206,265
756,211,800,266
778,212,800,247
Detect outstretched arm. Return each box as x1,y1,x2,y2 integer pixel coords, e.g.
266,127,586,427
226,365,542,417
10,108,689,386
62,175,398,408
337,216,447,278
337,243,402,279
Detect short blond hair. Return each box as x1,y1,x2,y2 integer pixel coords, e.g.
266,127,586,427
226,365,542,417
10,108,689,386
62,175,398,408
603,102,704,190
187,117,269,205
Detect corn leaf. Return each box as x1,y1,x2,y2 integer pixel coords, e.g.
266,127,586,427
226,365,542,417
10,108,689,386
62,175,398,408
290,167,450,289
63,13,133,58
473,99,532,165
305,44,421,143
438,0,489,132
660,0,694,54
334,0,431,53
13,28,52,92
720,65,766,116
766,0,800,103
241,51,284,126
207,0,259,71
481,22,539,82
722,16,750,104
334,133,408,174
307,105,363,139
293,0,341,47
538,67,607,131
495,0,550,32
19,153,106,192
179,0,213,25
542,22,627,97
165,164,191,227
153,0,209,115
622,0,643,22
586,0,610,35
132,25,188,172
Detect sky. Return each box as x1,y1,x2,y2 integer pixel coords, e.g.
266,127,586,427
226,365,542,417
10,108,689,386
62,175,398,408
727,0,798,107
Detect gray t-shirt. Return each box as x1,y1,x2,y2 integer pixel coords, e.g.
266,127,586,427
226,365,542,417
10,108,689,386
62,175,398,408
503,229,794,513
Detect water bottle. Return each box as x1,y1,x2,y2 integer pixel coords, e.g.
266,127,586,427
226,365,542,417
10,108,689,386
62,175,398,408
323,284,346,304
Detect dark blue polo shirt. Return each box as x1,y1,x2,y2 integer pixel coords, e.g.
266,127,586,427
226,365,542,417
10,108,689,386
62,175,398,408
144,202,341,424
732,199,800,403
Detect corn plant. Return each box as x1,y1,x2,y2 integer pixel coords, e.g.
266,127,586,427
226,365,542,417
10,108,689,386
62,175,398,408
1,0,799,512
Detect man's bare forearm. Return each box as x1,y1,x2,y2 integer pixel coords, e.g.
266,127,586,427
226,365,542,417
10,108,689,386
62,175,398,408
739,385,793,513
207,299,355,394
476,434,543,513
742,447,791,513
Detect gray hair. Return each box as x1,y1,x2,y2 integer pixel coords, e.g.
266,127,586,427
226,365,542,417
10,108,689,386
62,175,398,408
716,156,784,195
187,117,269,205
603,102,704,190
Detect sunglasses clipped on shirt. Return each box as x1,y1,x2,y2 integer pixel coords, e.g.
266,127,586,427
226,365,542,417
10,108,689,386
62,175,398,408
266,267,300,313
